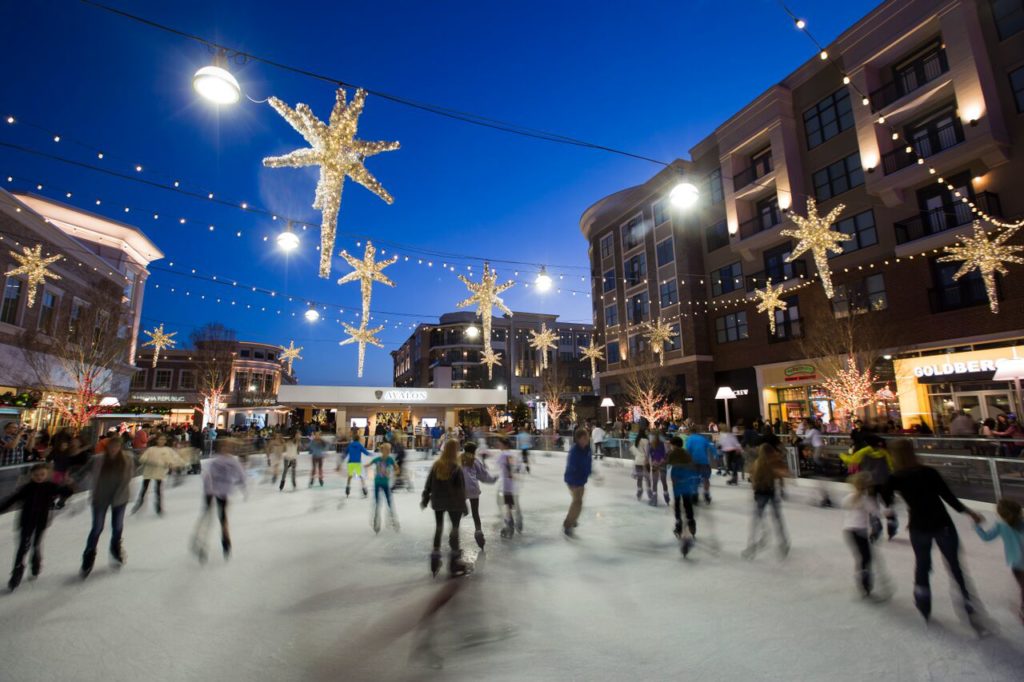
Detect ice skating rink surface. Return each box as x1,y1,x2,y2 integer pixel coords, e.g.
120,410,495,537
1,452,1022,681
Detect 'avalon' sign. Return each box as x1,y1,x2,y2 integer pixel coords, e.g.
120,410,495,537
378,389,428,401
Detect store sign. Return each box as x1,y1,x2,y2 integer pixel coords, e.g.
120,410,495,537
130,393,188,403
376,389,428,402
783,364,817,382
913,359,1000,378
732,389,750,396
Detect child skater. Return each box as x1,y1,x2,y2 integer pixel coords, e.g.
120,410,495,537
496,437,523,538
667,436,700,556
421,440,469,577
973,498,1024,624
0,463,73,590
193,440,247,562
842,472,891,600
461,442,496,548
367,443,400,533
344,435,372,498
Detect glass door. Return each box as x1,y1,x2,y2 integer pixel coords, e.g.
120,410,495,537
982,393,1012,421
955,394,981,421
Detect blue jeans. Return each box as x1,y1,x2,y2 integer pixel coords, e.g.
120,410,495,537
374,482,393,510
86,503,126,554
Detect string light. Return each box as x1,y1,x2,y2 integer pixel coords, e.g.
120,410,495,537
753,279,788,334
141,323,178,367
642,318,674,366
4,243,62,307
936,221,1024,314
528,323,558,369
336,241,397,323
339,321,384,378
781,198,849,299
456,262,514,361
279,340,303,374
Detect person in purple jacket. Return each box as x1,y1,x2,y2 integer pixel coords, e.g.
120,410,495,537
461,443,497,549
563,429,593,538
192,440,247,563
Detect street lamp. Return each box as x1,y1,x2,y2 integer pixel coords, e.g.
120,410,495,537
670,181,699,209
304,307,320,322
534,266,553,292
600,396,615,424
192,51,241,105
715,386,736,429
465,325,480,339
276,223,299,252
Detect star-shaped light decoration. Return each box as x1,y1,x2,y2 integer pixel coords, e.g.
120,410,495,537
456,262,514,356
528,323,559,370
643,318,675,366
339,322,385,378
141,323,178,368
264,87,400,279
580,342,605,377
279,340,304,375
937,221,1024,314
337,240,397,322
480,347,503,380
5,244,62,308
753,279,788,335
780,197,850,298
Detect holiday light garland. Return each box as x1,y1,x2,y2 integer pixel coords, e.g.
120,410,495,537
936,221,1024,314
820,355,878,420
456,262,514,358
580,342,605,376
480,346,502,380
781,198,849,299
642,318,675,366
5,243,62,308
141,323,177,367
336,240,397,322
339,321,385,378
279,340,303,374
753,279,788,335
263,87,399,278
528,322,558,370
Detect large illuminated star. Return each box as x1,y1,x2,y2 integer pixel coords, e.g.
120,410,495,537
142,323,178,367
337,241,398,321
937,221,1024,314
643,318,675,366
753,280,788,335
340,322,385,379
781,197,849,298
264,87,400,279
279,340,304,375
529,323,559,370
456,262,514,355
5,244,61,308
480,347,503,380
580,342,605,377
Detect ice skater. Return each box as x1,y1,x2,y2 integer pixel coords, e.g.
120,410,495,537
648,431,669,506
667,436,700,556
193,440,247,562
132,433,182,515
421,440,470,577
496,438,523,537
0,463,73,590
631,425,651,502
308,431,327,488
279,432,299,491
461,442,496,548
683,425,714,504
344,435,372,498
368,443,400,533
562,428,592,538
742,439,792,560
841,434,898,541
842,472,891,600
973,498,1024,624
81,438,134,578
516,425,532,474
266,432,285,484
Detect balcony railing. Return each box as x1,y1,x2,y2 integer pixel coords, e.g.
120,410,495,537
744,259,808,292
738,209,782,240
869,47,948,111
882,119,964,174
928,277,992,313
894,192,1001,245
767,320,803,344
732,155,773,191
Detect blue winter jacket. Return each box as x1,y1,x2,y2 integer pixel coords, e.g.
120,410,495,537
684,434,713,466
975,520,1024,570
564,443,593,487
346,441,371,463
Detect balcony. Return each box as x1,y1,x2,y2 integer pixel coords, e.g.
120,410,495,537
894,192,1001,245
869,46,948,112
766,320,803,344
733,155,773,191
882,119,964,175
738,209,782,240
928,278,993,313
744,259,808,292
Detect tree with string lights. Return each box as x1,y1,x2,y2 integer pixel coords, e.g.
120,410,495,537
190,323,238,429
623,363,668,426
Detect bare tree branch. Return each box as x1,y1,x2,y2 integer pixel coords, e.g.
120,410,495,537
190,323,237,427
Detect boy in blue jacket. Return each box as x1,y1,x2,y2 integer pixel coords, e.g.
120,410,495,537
562,429,593,538
668,437,701,556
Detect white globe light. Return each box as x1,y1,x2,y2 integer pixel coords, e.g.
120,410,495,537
304,308,320,322
276,229,299,252
465,325,480,339
670,182,699,208
193,65,241,105
535,267,553,292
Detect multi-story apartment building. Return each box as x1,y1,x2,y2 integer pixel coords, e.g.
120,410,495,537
581,0,1024,430
391,311,595,402
0,189,162,430
129,341,297,428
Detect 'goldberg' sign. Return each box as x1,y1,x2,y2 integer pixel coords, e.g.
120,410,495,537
378,389,428,401
912,359,1000,378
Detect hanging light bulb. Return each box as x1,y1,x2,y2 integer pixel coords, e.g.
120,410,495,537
670,181,699,208
304,307,321,322
193,50,241,105
276,222,299,252
535,266,553,292
465,325,480,339
795,18,806,29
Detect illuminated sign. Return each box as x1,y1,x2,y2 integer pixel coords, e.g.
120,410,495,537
732,389,750,396
377,389,428,401
130,393,188,403
783,364,817,382
913,359,1000,378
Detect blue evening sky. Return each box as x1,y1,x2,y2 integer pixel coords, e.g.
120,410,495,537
0,0,880,385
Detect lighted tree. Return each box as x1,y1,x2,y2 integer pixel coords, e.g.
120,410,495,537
191,323,238,428
541,369,568,430
623,364,668,425
821,354,878,421
18,281,132,433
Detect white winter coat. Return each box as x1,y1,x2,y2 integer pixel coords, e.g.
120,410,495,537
632,437,650,466
138,446,183,481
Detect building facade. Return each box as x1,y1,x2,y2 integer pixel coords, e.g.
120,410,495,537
581,0,1024,430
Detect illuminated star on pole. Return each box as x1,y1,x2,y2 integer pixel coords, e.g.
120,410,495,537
5,244,61,308
340,322,384,378
279,340,304,375
937,221,1024,314
643,318,675,366
529,323,558,370
264,87,400,279
580,342,605,377
142,323,178,367
753,279,788,335
456,262,514,356
337,241,398,322
780,197,850,298
480,347,503,380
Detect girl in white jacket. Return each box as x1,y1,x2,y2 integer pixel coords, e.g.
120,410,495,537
842,472,890,599
132,434,182,515
632,425,651,502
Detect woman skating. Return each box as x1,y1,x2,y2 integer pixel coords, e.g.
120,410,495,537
632,425,651,502
279,432,299,491
266,432,285,484
421,440,470,577
461,442,496,548
648,431,669,506
742,438,791,560
81,438,134,578
193,440,247,562
132,433,182,515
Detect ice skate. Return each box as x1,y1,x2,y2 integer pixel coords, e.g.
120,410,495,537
8,565,24,591
777,540,790,558
362,488,368,498
345,486,350,498
430,551,442,577
663,494,670,505
913,587,931,621
80,550,96,579
222,541,231,561
741,545,756,560
681,532,694,558
648,498,658,507
703,492,712,505
449,552,472,577
563,526,576,538
636,489,642,501
475,530,486,549
110,542,126,569
30,555,41,577
673,525,682,540
500,519,515,538
389,513,400,532
372,511,382,534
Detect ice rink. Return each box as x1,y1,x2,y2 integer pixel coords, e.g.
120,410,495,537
1,450,1022,682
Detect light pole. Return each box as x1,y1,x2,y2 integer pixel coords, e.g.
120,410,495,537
715,386,736,429
600,397,615,424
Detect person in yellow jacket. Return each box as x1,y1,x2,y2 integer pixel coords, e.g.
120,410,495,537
840,434,898,541
132,433,183,516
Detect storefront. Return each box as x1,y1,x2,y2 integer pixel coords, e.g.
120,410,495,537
757,361,835,430
127,391,200,427
714,368,759,425
892,343,1024,430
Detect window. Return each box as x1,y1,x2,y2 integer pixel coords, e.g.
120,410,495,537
750,148,773,178
154,369,173,389
131,370,147,389
656,238,674,267
812,152,864,201
240,349,251,358
68,299,83,342
703,222,728,253
993,0,1024,40
715,311,748,343
603,269,616,293
905,105,963,158
123,268,137,304
833,274,888,317
708,168,724,204
264,373,275,393
628,334,647,360
1011,66,1024,113
659,280,679,308
711,262,742,297
893,42,948,97
653,198,670,226
764,243,796,282
600,233,614,260
629,292,650,324
803,88,854,148
234,371,248,391
831,210,878,256
179,370,196,390
604,303,619,327
930,257,988,311
254,351,265,359
756,196,781,231
1,278,23,325
38,291,58,334
666,323,681,352
625,254,647,287
607,341,621,364
622,215,644,251
770,297,802,342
